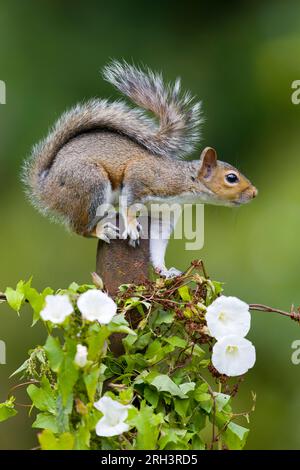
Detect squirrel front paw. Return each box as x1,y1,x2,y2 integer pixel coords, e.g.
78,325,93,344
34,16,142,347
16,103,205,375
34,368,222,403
122,218,143,248
95,220,119,244
156,267,183,279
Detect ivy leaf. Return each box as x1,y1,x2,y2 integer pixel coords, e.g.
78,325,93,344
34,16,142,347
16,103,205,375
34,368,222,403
84,366,100,402
0,398,17,422
194,383,213,413
56,393,73,433
222,422,249,450
163,336,187,349
29,286,53,326
5,280,26,313
159,427,187,450
144,386,159,408
174,398,190,418
152,310,174,327
87,325,110,361
108,314,136,336
38,430,74,450
57,340,78,406
192,434,206,450
10,359,30,378
44,336,63,373
145,339,174,364
148,374,189,399
179,382,195,395
129,402,163,450
68,282,79,293
32,413,58,433
190,408,207,432
214,393,231,412
74,425,90,450
27,377,56,413
127,332,152,352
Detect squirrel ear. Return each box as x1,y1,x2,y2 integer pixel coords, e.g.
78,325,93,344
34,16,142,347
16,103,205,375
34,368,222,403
199,147,217,180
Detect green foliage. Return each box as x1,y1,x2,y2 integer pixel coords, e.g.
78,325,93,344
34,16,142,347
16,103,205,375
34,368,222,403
0,397,17,423
1,262,254,450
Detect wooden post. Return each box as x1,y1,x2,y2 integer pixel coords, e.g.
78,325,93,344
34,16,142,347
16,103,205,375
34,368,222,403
96,216,150,296
96,216,150,355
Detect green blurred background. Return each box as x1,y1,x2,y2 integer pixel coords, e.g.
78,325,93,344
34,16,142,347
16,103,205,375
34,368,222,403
1,0,300,450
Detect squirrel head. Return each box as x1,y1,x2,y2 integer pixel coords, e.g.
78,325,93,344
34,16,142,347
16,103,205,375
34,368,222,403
196,147,257,206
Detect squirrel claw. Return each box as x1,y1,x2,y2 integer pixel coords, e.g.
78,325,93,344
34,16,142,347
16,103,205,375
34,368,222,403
122,219,142,247
95,221,119,244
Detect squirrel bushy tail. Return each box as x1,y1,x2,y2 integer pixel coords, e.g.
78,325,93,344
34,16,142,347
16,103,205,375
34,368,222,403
103,60,202,158
23,61,202,201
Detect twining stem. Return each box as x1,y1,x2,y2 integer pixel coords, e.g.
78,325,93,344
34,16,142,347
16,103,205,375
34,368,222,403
249,303,300,322
217,381,222,451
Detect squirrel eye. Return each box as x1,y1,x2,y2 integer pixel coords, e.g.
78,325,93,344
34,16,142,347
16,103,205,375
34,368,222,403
225,173,239,184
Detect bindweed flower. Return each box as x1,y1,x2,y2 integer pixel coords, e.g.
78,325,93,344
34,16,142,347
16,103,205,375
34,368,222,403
206,295,250,340
94,396,130,436
77,289,117,324
40,294,73,324
212,335,256,377
74,344,88,368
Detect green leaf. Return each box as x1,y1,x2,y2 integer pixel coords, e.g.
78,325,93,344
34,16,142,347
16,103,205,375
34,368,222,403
159,427,187,450
29,287,53,326
38,430,74,450
178,285,191,302
174,398,190,418
163,336,187,349
44,336,63,372
27,377,56,413
5,282,25,313
129,332,151,352
74,425,90,450
108,314,136,335
0,398,17,422
215,393,231,412
179,382,195,395
55,394,73,433
87,325,110,361
10,359,30,378
68,282,80,292
129,402,163,450
152,309,174,327
222,422,249,450
190,408,207,432
32,413,58,433
84,366,100,402
192,434,205,450
145,339,174,364
194,384,213,413
148,374,188,399
144,386,159,408
58,349,78,406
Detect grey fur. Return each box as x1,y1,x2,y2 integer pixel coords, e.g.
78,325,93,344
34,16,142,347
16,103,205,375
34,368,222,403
23,62,202,189
22,62,203,229
103,60,203,158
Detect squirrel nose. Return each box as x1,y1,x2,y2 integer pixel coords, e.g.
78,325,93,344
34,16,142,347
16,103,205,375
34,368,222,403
252,187,258,198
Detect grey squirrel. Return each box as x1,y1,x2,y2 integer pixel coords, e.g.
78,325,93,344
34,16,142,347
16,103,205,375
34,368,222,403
23,61,257,278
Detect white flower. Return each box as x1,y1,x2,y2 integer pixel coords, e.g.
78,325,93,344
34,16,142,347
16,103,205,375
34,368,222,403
206,295,250,340
77,290,117,324
212,335,256,377
40,294,73,324
74,344,88,368
94,396,130,437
